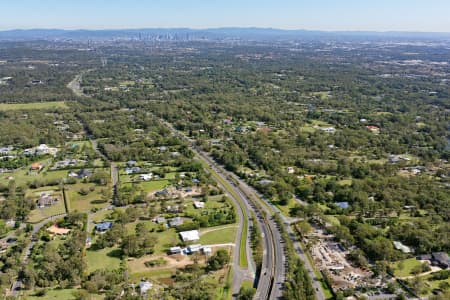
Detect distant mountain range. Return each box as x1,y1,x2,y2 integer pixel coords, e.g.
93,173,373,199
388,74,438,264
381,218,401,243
1,27,449,41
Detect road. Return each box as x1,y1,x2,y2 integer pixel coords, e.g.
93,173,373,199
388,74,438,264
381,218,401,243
229,174,327,300
197,154,255,298
66,69,95,97
202,154,284,300
88,137,119,204
157,117,284,299
11,213,67,296
66,74,85,97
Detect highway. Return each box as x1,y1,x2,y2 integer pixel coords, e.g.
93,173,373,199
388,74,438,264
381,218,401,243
227,173,327,300
198,151,284,300
205,160,255,298
157,117,285,299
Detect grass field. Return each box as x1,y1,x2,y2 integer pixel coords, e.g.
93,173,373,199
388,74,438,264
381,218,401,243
0,159,51,187
199,225,237,245
0,101,68,111
128,269,175,281
25,288,78,300
153,228,180,254
66,183,108,212
197,158,248,268
274,198,296,217
86,247,122,273
391,258,424,277
139,180,170,192
28,199,66,223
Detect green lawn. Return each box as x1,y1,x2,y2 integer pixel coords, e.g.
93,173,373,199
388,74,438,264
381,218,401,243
0,159,51,187
128,269,174,281
198,158,248,268
28,199,66,223
41,170,70,181
391,258,424,277
25,288,77,300
153,228,181,254
337,179,352,186
199,225,237,245
139,180,170,193
274,198,296,217
66,183,109,212
0,101,68,111
85,247,122,273
125,220,157,234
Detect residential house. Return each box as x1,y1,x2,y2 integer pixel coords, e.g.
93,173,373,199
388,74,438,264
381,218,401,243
202,246,212,255
393,241,413,254
186,244,202,254
30,163,43,171
417,252,450,269
154,216,166,224
95,221,113,232
77,169,92,179
139,173,153,181
126,160,137,167
0,146,13,155
47,225,71,235
139,280,153,295
169,246,182,254
335,202,350,209
37,193,58,208
168,217,184,227
155,189,169,197
193,201,205,209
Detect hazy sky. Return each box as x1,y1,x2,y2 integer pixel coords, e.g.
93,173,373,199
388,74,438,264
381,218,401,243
2,0,450,32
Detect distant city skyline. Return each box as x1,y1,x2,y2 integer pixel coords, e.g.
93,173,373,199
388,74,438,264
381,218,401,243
2,0,450,32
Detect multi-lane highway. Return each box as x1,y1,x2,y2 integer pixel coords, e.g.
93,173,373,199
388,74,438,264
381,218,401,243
157,117,286,299
197,150,284,299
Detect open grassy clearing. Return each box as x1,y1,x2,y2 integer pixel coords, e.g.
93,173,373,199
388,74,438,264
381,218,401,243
199,225,237,245
124,220,157,234
28,199,66,223
197,158,248,268
0,101,69,111
140,180,170,192
391,258,424,277
128,269,174,281
274,198,296,217
153,228,181,254
127,253,200,277
25,288,78,300
0,159,51,187
85,247,122,273
65,183,109,212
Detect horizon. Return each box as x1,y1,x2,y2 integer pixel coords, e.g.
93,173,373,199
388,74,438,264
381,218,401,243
2,26,450,34
2,1,450,32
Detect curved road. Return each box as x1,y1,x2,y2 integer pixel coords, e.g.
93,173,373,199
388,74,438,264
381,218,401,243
11,213,67,296
157,116,284,299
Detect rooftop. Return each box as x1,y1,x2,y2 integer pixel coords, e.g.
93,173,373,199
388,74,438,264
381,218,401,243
180,230,200,242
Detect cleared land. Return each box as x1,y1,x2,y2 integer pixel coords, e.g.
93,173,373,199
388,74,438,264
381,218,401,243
391,258,425,277
86,247,122,273
0,101,68,111
200,225,237,245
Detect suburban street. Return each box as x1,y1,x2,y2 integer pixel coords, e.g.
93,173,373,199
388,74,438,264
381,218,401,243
10,213,67,296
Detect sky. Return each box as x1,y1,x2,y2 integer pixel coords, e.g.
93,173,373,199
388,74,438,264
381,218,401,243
1,0,450,32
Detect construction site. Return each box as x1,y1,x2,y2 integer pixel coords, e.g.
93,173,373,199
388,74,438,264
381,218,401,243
305,226,379,291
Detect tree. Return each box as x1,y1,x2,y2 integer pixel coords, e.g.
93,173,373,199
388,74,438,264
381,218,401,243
237,286,256,300
207,249,230,271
